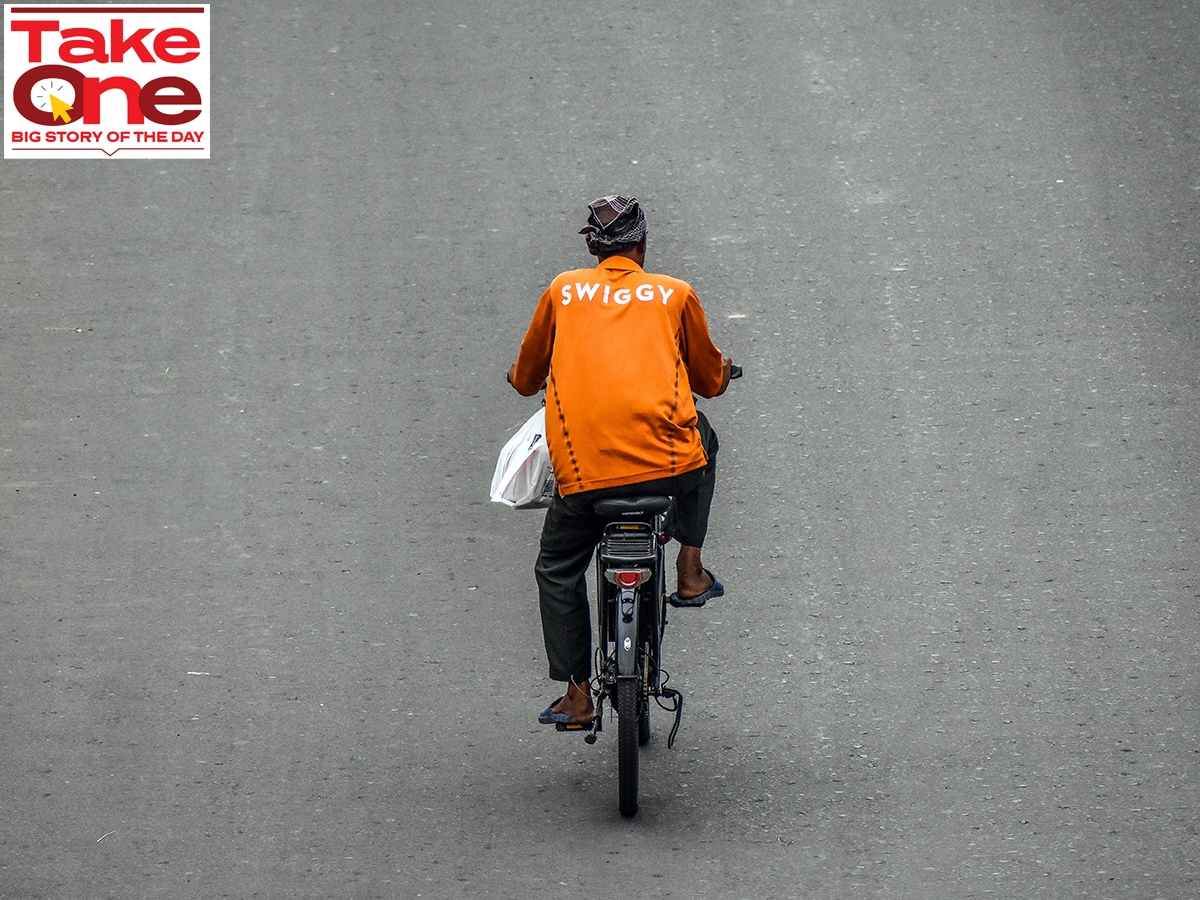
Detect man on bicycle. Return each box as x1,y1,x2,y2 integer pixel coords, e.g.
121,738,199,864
507,195,732,727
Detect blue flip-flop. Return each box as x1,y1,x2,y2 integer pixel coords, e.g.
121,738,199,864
668,569,724,608
538,697,592,728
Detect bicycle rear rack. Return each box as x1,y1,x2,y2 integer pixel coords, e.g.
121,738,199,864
600,522,656,562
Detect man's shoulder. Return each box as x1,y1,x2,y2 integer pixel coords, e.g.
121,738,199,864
643,269,692,288
554,265,599,278
549,266,600,286
641,269,696,299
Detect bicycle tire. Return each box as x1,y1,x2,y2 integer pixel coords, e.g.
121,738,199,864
617,678,640,817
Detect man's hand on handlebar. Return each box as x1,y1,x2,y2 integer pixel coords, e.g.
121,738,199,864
716,354,736,396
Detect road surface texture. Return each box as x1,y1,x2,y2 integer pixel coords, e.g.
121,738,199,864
2,1,1197,898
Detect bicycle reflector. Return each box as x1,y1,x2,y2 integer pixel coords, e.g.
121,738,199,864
608,568,650,588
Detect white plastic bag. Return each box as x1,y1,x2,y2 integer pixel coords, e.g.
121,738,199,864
490,407,557,508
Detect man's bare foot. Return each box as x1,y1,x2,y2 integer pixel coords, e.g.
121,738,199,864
676,545,715,599
676,569,716,599
551,679,593,723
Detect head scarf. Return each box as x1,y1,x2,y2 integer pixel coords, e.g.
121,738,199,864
579,195,647,256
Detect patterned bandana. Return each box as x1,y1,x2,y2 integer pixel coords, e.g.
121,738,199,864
579,195,647,256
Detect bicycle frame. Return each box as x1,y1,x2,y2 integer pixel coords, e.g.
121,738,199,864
598,516,664,681
594,500,665,672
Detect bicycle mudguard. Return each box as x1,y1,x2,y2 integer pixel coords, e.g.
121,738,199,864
615,587,640,677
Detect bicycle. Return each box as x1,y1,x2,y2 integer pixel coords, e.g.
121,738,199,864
557,365,741,817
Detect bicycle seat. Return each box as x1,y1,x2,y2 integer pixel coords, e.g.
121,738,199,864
594,495,673,519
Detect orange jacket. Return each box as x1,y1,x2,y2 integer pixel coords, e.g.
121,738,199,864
511,256,725,495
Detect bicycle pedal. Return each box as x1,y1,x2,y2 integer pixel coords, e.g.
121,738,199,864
555,720,592,733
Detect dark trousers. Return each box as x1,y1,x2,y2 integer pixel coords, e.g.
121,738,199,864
534,412,719,683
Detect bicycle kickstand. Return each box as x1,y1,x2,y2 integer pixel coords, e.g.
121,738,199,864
659,688,684,749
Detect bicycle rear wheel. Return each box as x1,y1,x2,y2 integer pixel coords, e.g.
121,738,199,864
617,679,640,817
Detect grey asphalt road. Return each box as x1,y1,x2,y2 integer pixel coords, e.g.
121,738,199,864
3,1,1198,898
